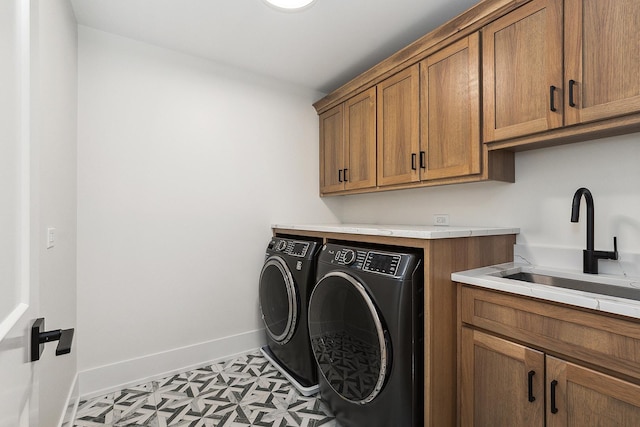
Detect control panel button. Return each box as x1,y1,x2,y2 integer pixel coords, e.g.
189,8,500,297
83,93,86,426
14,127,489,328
276,240,288,251
342,249,356,265
334,249,357,265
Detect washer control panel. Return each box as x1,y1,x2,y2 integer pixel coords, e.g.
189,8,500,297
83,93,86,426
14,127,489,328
268,238,310,258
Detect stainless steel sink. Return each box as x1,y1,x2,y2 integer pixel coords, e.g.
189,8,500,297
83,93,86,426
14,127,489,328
503,272,640,302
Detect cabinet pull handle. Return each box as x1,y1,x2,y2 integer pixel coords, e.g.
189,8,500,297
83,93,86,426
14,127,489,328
568,79,577,108
549,86,557,112
527,370,536,402
338,169,343,183
411,153,417,171
420,151,426,169
343,168,348,182
550,380,559,414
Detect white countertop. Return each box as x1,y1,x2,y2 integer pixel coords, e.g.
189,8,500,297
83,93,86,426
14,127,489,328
273,223,520,240
453,263,640,320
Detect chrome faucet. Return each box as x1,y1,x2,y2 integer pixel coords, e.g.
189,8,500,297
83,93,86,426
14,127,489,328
570,187,618,274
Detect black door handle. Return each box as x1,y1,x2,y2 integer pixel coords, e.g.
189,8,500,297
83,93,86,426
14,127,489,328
550,380,559,414
528,370,536,402
420,151,426,169
568,80,577,108
343,168,348,182
550,86,557,112
31,318,75,362
411,153,417,171
338,169,343,183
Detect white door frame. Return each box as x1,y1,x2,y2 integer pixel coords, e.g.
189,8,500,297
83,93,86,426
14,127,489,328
0,0,37,425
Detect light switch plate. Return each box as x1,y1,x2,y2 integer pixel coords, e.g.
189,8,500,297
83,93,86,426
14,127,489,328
46,227,55,249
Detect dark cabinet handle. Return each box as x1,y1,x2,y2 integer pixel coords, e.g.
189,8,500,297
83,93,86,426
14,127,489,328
338,169,343,183
343,168,348,182
528,370,536,402
411,153,417,171
568,79,577,108
550,380,559,414
420,151,426,169
549,86,557,112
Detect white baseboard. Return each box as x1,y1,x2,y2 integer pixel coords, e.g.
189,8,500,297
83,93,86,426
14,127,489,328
78,329,266,399
59,372,79,427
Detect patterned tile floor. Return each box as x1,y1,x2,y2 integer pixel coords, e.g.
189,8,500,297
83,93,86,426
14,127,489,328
74,351,338,427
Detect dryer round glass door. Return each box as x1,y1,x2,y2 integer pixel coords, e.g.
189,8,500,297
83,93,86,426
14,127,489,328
259,256,298,344
308,271,389,404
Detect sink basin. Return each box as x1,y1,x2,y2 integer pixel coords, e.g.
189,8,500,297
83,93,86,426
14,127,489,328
503,272,640,302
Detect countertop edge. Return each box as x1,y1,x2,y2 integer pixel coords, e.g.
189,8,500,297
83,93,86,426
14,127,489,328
452,263,640,321
272,223,520,240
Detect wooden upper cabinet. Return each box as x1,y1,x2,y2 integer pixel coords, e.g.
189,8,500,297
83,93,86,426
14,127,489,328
483,0,563,142
319,104,344,194
377,64,420,187
319,89,376,195
564,0,640,125
546,356,640,427
420,33,481,181
344,87,376,191
461,327,545,427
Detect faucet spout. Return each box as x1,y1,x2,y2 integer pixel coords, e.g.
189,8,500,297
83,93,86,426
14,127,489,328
570,187,618,274
571,187,594,251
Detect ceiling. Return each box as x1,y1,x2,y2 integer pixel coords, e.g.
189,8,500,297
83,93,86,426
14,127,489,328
70,0,481,94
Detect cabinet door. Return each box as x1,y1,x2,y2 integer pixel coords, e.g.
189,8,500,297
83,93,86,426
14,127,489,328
344,87,376,191
319,104,344,193
461,328,544,427
377,64,420,186
564,0,640,125
546,356,640,427
483,0,563,142
420,33,480,181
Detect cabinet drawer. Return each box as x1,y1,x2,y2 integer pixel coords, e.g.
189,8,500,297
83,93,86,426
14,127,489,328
460,286,640,382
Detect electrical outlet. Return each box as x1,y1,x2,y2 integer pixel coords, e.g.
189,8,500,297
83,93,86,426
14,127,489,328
433,214,449,226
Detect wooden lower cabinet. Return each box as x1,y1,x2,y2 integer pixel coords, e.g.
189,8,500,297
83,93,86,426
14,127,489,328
460,328,544,426
461,328,640,426
459,286,640,426
547,357,640,427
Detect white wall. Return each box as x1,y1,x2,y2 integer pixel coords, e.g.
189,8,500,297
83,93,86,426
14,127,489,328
339,135,640,258
31,0,78,425
76,27,340,374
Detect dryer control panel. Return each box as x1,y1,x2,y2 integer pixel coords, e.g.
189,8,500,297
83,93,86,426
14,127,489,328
267,238,314,258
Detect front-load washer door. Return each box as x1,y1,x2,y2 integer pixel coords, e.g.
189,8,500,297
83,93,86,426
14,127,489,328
308,271,389,405
259,256,298,345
